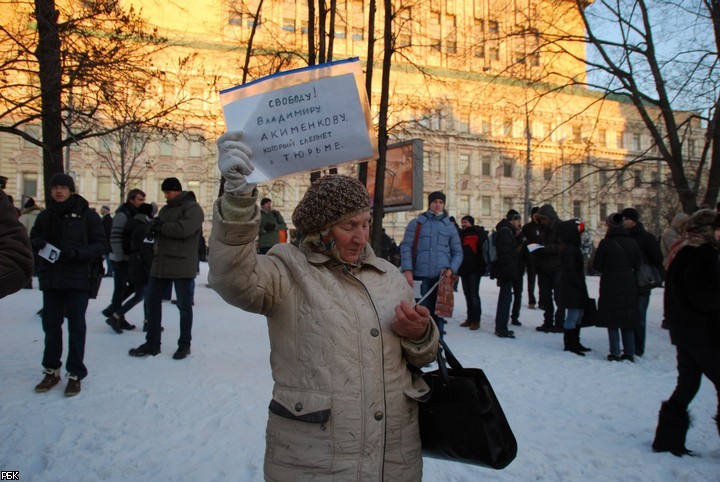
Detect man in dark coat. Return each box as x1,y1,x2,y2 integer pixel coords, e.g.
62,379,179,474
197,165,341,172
129,177,204,360
593,213,641,361
30,174,109,396
653,209,720,456
458,215,488,330
621,207,664,356
533,204,564,332
0,190,33,299
491,210,522,338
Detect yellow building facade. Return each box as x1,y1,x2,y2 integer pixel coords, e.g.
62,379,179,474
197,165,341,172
0,0,701,240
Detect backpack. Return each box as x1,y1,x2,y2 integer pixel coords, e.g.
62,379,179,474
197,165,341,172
482,231,498,269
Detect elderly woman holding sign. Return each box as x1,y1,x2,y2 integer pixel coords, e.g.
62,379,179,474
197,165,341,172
208,131,439,480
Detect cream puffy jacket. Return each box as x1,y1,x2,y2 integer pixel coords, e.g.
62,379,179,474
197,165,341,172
208,194,438,481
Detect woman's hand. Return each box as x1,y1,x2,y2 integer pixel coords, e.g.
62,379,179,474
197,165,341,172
217,130,255,194
392,300,430,341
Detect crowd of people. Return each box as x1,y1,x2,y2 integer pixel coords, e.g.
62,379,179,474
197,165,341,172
2,147,719,474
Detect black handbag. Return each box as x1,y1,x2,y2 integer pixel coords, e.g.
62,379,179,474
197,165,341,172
580,297,598,327
416,338,518,469
636,263,663,290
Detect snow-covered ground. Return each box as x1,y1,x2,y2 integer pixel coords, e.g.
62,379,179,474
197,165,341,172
1,263,718,481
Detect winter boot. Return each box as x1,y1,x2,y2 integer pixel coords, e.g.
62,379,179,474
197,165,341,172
652,400,693,456
563,330,585,356
34,368,61,392
574,328,591,352
469,321,480,331
460,320,471,327
106,313,123,334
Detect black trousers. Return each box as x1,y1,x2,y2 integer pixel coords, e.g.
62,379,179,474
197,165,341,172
41,289,90,379
669,339,720,417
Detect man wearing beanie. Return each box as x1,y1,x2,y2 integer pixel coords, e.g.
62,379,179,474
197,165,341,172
103,188,146,331
399,190,463,338
129,177,204,360
490,209,524,338
257,197,287,254
621,207,664,357
208,130,438,480
30,173,109,396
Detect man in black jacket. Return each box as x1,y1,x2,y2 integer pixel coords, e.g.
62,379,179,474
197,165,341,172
622,207,664,357
30,174,109,396
458,215,488,330
492,210,523,338
534,204,565,333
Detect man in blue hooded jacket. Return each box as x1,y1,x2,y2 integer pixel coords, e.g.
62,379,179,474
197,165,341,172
400,191,463,337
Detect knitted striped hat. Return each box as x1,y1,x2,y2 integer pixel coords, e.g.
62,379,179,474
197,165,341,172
292,175,370,235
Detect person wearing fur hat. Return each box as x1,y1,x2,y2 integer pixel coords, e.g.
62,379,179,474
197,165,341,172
621,207,664,356
653,208,720,456
208,131,439,480
30,173,109,396
592,213,641,362
399,191,463,338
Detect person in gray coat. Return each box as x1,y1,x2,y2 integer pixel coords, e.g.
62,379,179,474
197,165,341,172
129,177,204,360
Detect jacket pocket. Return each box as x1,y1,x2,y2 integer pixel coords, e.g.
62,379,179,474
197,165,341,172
266,388,333,471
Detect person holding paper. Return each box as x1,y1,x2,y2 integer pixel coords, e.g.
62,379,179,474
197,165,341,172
30,173,109,397
208,131,439,480
399,191,463,338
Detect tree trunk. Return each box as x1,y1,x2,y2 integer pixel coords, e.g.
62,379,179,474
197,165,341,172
358,0,377,186
370,0,393,253
35,0,64,200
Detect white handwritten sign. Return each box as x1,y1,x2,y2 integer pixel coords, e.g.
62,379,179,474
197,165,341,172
220,58,377,182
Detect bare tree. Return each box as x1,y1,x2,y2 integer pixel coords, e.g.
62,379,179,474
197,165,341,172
0,0,199,198
534,0,719,214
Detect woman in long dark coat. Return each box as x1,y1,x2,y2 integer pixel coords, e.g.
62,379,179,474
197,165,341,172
592,213,641,361
653,209,720,456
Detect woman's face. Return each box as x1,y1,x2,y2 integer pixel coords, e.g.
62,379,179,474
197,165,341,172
330,211,371,264
714,227,720,241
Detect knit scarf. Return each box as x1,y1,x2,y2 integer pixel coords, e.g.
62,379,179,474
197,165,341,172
665,231,712,271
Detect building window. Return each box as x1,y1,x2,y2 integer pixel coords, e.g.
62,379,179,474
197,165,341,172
633,133,642,151
23,125,40,149
503,119,513,137
488,20,499,35
446,40,457,54
352,27,364,41
687,139,696,158
160,140,173,157
543,167,552,181
634,170,642,187
573,164,582,182
573,200,582,219
22,172,38,198
482,120,492,135
503,197,513,214
617,131,625,149
189,135,203,158
502,161,513,178
482,195,492,216
572,125,582,143
598,129,607,147
335,24,346,39
282,18,295,32
187,180,200,195
228,9,242,26
599,203,607,221
489,46,500,60
482,157,491,176
599,169,608,184
459,154,470,175
97,177,111,201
